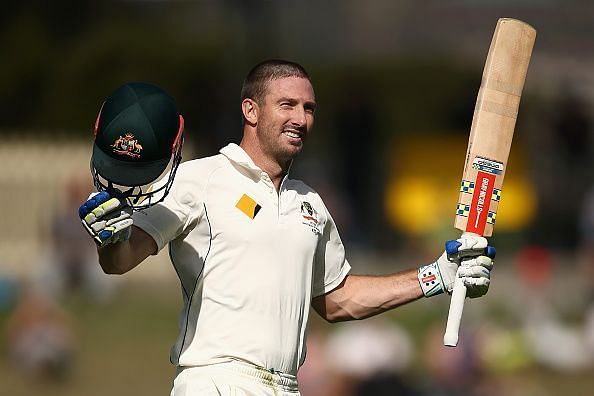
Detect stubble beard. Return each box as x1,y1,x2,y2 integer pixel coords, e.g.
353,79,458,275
258,122,303,167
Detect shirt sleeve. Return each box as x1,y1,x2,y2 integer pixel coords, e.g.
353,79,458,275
132,168,203,253
312,199,351,297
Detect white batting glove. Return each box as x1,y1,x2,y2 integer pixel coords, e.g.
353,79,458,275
418,233,495,298
78,191,133,248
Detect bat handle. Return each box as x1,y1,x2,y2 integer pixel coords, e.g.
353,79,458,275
443,276,467,346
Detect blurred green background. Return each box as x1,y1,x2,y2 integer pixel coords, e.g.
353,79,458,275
1,1,594,395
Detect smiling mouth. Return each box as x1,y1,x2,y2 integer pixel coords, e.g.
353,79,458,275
283,129,304,140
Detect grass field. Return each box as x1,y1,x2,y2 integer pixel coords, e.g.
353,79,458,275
1,280,594,396
0,283,179,396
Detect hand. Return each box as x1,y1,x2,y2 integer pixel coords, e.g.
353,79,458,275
79,191,133,247
418,233,495,298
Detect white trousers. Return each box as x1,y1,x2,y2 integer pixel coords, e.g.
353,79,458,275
171,361,300,396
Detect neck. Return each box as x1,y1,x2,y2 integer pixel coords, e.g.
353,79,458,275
239,138,289,191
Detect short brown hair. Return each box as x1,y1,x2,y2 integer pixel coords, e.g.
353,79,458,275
241,60,310,104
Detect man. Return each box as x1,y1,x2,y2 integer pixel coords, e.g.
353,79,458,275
80,60,494,396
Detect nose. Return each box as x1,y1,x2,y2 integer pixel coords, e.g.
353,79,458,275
292,106,308,127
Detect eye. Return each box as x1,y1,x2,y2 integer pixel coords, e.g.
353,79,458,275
280,102,292,109
304,105,316,115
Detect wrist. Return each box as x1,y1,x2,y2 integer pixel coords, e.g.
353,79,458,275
418,262,445,297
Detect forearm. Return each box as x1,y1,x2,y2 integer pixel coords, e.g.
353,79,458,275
97,226,156,274
318,269,423,322
98,241,137,275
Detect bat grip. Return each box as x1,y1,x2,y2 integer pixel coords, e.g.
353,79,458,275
443,277,467,346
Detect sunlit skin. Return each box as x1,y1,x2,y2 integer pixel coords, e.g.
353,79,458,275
240,76,316,190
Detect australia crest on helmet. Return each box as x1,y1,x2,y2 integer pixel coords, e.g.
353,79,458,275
111,133,143,158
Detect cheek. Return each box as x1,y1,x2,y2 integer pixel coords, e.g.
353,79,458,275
260,111,283,128
257,113,272,130
265,117,283,134
257,117,280,140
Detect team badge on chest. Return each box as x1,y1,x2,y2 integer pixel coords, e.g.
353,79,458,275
301,201,321,234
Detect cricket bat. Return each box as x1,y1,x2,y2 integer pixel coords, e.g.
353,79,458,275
443,18,536,347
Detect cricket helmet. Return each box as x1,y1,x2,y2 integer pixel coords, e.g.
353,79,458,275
91,82,184,209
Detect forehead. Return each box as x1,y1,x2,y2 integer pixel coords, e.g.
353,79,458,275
263,77,315,102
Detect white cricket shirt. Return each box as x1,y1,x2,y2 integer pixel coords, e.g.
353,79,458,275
133,143,351,375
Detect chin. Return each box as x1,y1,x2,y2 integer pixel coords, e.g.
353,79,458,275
278,146,302,164
287,144,303,157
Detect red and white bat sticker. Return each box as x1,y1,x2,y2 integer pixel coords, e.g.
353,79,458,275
466,171,496,235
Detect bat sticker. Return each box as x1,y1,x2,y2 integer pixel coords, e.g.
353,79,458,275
466,171,496,234
456,203,496,224
456,203,470,217
460,180,475,194
460,181,502,202
491,189,501,202
471,157,504,175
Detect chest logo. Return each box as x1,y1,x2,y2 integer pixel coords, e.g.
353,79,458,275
236,194,261,219
301,201,321,234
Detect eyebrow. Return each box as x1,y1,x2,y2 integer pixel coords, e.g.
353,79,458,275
278,97,317,110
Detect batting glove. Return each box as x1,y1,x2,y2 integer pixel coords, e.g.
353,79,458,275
79,191,133,248
418,233,495,298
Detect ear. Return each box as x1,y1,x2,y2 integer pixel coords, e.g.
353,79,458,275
241,98,258,126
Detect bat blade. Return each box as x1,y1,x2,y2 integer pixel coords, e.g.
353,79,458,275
444,18,536,347
454,18,536,237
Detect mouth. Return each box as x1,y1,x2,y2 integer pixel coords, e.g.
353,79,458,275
283,128,305,142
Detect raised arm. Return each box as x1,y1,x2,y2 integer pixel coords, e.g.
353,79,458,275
312,234,496,322
97,226,157,274
79,192,157,275
311,269,422,322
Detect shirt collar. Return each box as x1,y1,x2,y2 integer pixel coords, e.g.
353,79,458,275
220,143,262,175
219,143,292,183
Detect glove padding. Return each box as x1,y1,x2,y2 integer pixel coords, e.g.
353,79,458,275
79,191,133,248
418,233,495,298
